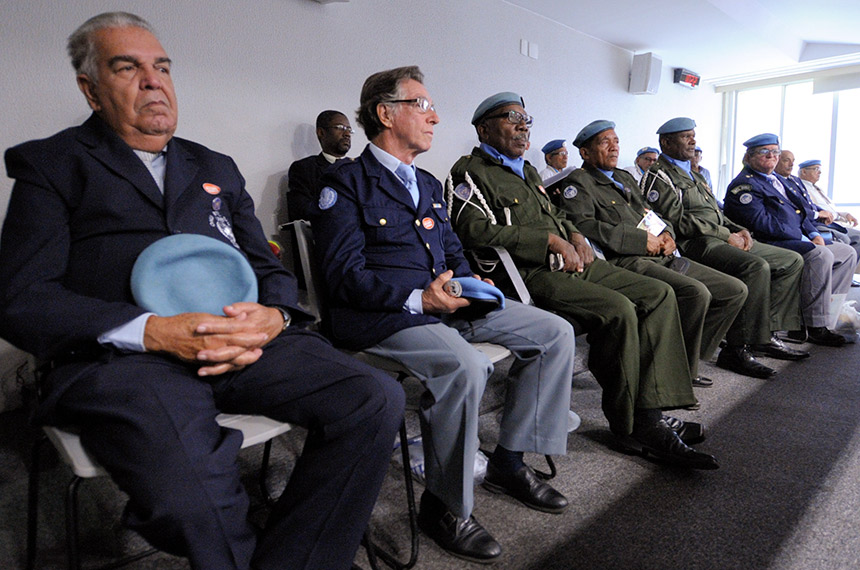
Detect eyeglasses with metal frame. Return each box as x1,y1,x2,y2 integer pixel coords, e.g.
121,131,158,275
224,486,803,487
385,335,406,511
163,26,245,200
324,124,355,134
483,110,534,127
753,148,781,157
385,97,436,114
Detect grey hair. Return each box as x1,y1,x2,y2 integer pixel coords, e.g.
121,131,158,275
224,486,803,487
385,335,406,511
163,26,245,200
356,66,424,140
67,12,156,82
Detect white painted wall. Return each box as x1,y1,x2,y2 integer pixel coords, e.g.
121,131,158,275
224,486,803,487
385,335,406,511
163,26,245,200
0,0,722,405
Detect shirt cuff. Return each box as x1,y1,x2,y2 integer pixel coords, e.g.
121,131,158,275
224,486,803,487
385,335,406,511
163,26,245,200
97,313,154,352
404,289,424,315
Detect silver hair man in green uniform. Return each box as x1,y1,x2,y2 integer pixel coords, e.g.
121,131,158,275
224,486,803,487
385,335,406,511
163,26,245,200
640,117,808,372
549,119,748,382
448,92,719,470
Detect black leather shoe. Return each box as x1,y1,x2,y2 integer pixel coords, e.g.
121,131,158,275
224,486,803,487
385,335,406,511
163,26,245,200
418,491,501,564
750,335,810,360
628,419,719,470
483,463,568,514
691,376,713,388
806,326,847,347
716,345,777,379
663,415,706,445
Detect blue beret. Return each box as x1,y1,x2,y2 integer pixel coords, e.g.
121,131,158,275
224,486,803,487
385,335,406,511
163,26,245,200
573,120,615,148
743,133,779,148
131,234,258,316
541,139,565,154
695,146,702,152
799,159,821,169
471,92,524,125
637,146,659,157
445,277,505,320
656,117,696,134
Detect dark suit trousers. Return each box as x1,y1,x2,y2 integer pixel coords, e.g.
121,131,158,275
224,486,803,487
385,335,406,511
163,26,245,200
47,328,404,570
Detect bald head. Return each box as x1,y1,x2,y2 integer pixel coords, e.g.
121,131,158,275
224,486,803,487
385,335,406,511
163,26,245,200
775,150,795,177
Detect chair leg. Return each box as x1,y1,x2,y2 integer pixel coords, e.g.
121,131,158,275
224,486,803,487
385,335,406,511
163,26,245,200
26,434,46,570
363,419,419,570
259,439,276,505
66,475,84,570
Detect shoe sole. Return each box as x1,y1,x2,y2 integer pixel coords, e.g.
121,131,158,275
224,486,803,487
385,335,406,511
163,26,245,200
614,436,718,470
749,348,810,360
715,361,777,379
482,479,567,514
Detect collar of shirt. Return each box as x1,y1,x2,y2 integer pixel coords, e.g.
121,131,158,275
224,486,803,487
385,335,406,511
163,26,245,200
321,151,341,164
133,145,168,194
664,155,694,180
597,167,627,191
369,142,411,177
480,143,526,179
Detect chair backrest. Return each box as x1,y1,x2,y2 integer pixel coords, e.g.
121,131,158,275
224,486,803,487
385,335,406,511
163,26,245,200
281,220,326,326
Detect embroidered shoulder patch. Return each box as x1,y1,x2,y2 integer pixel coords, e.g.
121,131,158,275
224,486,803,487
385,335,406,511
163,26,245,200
739,193,753,205
730,184,752,195
453,182,473,201
647,189,660,203
319,187,338,210
563,185,577,199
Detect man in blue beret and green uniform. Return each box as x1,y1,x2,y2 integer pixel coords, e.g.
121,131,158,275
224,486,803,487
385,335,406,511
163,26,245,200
548,119,750,383
448,92,720,473
623,145,659,183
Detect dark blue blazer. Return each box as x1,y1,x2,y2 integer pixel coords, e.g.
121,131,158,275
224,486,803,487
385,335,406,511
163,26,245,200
724,166,816,254
315,145,473,350
0,113,304,362
287,153,342,222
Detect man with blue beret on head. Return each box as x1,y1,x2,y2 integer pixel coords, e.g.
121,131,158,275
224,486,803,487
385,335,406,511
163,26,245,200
792,157,860,261
0,12,405,570
642,122,811,370
314,68,577,564
692,146,713,189
449,93,721,474
623,145,659,183
722,133,855,346
539,138,569,181
549,119,749,386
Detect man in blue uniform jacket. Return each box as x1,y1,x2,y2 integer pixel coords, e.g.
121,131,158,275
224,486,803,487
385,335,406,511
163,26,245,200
314,66,576,564
724,133,855,346
0,12,404,570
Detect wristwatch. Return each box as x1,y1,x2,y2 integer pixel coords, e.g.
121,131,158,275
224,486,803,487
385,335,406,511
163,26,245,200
273,306,291,331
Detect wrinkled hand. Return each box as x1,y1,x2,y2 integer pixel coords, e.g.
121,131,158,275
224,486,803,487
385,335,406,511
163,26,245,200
422,270,471,314
144,302,284,377
473,274,495,287
645,232,663,256
843,213,858,226
817,210,835,224
812,235,826,246
728,230,752,251
548,233,583,273
568,232,595,269
659,233,677,256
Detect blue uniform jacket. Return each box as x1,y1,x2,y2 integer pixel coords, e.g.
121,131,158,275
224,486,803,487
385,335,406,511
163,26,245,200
0,113,304,363
315,145,473,350
723,166,816,254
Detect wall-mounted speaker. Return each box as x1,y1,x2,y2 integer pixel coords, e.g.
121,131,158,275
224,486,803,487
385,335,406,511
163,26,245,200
629,52,661,95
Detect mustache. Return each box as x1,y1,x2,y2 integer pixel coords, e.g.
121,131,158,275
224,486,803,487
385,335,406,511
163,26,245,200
512,134,529,142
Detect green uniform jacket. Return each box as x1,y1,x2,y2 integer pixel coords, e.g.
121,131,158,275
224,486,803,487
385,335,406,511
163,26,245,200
447,146,576,277
550,165,673,260
641,155,745,247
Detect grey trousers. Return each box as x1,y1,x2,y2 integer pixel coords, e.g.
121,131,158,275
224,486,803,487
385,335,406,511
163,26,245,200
365,300,575,518
801,242,857,327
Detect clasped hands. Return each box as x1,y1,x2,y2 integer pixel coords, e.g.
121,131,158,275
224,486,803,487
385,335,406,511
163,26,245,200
144,302,284,377
547,232,595,273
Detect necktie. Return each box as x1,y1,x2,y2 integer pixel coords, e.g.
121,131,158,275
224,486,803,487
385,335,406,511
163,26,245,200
767,174,786,198
395,163,419,208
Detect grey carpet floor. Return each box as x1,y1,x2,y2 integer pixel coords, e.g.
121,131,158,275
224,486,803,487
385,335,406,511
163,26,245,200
3,297,860,569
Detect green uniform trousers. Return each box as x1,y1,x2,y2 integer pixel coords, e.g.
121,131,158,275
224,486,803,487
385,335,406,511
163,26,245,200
679,237,804,344
525,258,694,436
612,256,747,376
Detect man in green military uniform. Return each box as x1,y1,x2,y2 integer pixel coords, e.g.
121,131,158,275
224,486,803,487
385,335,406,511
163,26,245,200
448,92,718,470
549,119,749,381
640,117,808,373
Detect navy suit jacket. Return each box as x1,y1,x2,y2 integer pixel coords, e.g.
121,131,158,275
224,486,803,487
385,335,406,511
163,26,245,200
0,113,305,365
723,166,816,254
287,153,341,222
315,145,473,350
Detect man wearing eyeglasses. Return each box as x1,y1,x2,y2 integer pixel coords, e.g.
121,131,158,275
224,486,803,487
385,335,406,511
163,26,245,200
286,110,353,222
641,119,809,374
314,68,578,564
539,139,569,181
723,133,856,346
623,146,659,183
448,92,719,474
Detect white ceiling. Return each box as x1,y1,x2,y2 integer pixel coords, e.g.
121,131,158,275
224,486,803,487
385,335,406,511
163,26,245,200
506,0,860,83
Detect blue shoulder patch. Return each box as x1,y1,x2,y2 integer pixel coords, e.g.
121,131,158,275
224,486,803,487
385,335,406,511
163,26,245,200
319,187,338,210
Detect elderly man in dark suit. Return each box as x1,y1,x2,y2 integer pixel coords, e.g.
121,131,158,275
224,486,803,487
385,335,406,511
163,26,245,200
0,12,404,570
286,110,353,222
314,66,576,564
